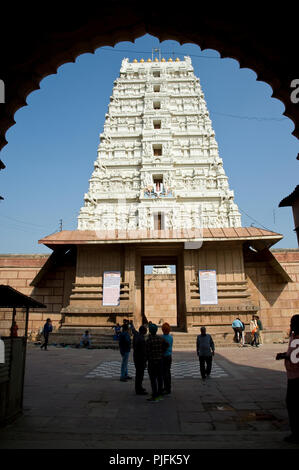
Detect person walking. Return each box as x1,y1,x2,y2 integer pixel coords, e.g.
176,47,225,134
196,326,215,380
276,314,299,444
40,318,53,350
161,322,173,395
250,315,259,347
146,323,168,402
118,323,132,382
232,318,243,343
132,325,148,395
256,315,264,345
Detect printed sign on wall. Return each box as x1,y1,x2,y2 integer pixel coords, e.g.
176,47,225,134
103,271,121,306
199,270,218,305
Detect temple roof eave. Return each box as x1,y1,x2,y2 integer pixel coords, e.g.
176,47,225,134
38,228,283,249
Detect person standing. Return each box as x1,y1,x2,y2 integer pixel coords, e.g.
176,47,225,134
196,327,215,380
118,323,132,382
250,315,259,347
237,318,246,347
40,318,52,350
161,322,173,395
256,316,264,345
146,323,168,402
276,314,299,444
113,323,121,341
232,318,243,343
10,321,18,337
133,325,148,395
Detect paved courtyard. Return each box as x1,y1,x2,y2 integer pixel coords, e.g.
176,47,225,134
0,343,298,449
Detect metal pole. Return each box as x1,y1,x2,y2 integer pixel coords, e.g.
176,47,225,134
10,307,16,337
20,307,29,410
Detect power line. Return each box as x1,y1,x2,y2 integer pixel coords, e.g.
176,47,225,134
0,213,48,228
238,207,274,232
101,47,221,60
210,110,285,122
100,48,286,123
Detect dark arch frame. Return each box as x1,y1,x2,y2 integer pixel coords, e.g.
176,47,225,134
0,3,298,152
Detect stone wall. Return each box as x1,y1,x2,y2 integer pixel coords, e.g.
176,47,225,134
0,249,298,340
245,250,299,337
144,273,177,326
0,254,75,338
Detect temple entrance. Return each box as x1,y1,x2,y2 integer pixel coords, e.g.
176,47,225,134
141,255,181,329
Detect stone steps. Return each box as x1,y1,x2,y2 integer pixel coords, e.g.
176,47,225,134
43,327,285,350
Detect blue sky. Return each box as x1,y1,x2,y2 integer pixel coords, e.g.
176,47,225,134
0,34,298,253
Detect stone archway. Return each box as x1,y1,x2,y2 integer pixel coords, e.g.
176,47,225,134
0,2,298,156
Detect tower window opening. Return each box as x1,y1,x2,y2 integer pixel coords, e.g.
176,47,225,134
153,176,163,193
153,71,161,77
154,85,160,92
153,120,161,129
153,144,162,156
154,212,165,230
153,101,161,109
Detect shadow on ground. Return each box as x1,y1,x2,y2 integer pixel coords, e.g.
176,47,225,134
0,345,297,449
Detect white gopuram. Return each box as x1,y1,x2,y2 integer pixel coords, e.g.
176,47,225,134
78,56,242,231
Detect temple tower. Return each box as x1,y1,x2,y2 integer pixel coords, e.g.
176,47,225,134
37,55,285,334
78,56,241,231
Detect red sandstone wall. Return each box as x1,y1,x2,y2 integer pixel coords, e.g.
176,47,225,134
0,255,75,338
144,273,177,326
0,250,298,338
245,250,299,336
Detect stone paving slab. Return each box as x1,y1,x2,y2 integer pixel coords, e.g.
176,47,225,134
0,344,298,449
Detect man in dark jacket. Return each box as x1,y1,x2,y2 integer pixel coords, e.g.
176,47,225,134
133,325,148,395
196,326,215,379
40,318,53,350
146,323,168,402
119,323,132,382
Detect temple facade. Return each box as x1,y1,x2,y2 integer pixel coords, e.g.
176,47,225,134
0,56,297,344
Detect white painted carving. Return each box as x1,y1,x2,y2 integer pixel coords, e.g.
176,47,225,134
78,57,242,231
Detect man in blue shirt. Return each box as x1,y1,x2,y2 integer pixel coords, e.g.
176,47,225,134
196,327,215,380
162,322,173,395
232,318,243,344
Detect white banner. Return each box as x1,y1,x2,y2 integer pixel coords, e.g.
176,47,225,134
103,271,121,306
199,270,218,305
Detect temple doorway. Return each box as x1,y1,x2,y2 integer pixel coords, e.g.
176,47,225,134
141,256,179,328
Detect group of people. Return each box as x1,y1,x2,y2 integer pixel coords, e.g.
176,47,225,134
117,320,216,402
232,315,263,347
118,319,173,402
36,313,299,444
